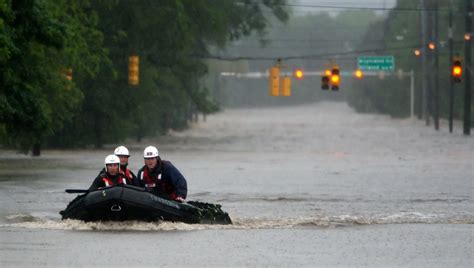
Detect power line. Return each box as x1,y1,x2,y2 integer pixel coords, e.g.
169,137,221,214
267,25,374,30
229,38,382,43
236,0,453,12
199,45,421,61
200,40,467,61
285,4,447,12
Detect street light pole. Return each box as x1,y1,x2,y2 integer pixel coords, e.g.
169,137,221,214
420,0,428,124
411,70,415,119
449,9,454,133
434,0,440,130
463,0,472,135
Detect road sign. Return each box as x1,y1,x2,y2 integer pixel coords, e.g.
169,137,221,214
358,56,395,71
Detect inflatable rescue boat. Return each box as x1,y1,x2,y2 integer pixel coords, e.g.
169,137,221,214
60,185,232,224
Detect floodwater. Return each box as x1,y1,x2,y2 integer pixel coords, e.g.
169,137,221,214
0,102,473,267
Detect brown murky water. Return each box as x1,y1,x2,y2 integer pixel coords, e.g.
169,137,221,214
1,102,473,266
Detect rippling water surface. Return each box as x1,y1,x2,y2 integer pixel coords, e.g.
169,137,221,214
1,102,472,267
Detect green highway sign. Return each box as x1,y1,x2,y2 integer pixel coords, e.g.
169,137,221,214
358,56,395,71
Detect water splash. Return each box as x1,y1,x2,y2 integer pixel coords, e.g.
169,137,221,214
2,212,473,231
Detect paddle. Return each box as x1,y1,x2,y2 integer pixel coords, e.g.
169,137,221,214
65,189,89,194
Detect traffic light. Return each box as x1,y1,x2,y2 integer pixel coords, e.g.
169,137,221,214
428,42,436,50
281,76,291,96
269,66,280,96
354,69,363,79
330,66,340,90
321,75,329,90
294,68,304,80
452,57,462,83
128,55,139,86
321,69,330,90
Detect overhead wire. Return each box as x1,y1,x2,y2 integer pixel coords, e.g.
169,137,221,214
234,0,453,12
201,40,467,61
205,1,462,61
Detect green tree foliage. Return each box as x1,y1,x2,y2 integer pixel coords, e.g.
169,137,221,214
0,0,288,151
0,0,96,153
48,0,288,147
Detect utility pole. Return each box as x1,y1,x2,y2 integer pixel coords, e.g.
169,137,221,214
434,0,440,130
449,8,454,133
410,70,415,119
426,0,433,126
417,0,424,120
464,0,472,135
420,0,428,123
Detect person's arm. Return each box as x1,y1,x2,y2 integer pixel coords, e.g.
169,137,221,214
134,169,144,187
164,162,187,199
88,174,104,191
129,170,139,186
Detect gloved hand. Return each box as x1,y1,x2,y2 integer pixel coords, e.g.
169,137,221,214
175,196,185,203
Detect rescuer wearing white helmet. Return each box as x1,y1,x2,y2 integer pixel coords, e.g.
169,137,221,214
88,154,129,191
113,145,137,185
136,146,188,202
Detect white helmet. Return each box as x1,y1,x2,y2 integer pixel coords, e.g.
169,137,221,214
104,154,120,170
114,145,130,156
144,146,159,158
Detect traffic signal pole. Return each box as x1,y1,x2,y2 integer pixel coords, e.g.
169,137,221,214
449,9,454,133
420,0,429,125
463,0,472,135
427,1,434,127
434,0,440,130
411,70,415,119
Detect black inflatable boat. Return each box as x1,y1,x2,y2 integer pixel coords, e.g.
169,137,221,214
60,185,232,224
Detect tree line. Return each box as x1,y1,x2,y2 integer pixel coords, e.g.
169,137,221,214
0,0,288,155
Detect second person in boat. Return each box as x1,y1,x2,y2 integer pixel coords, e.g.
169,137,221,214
113,145,137,185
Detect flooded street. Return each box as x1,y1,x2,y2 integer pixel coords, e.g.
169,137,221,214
1,102,473,266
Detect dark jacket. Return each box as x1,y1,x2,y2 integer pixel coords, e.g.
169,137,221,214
136,160,187,200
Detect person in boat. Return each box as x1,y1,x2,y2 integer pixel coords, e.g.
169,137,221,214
113,145,137,185
96,146,136,185
136,146,187,202
88,155,130,191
